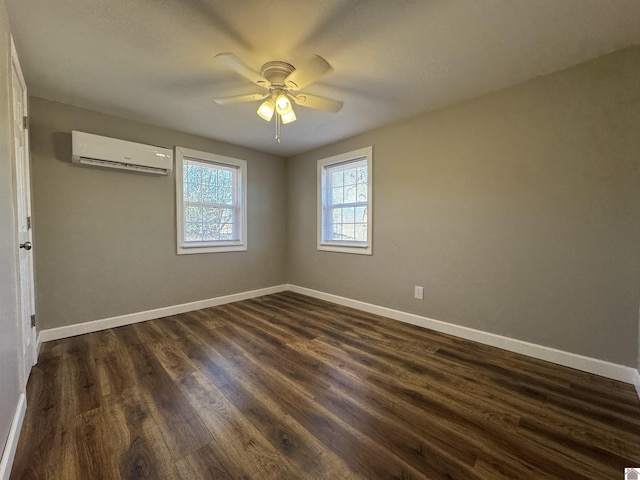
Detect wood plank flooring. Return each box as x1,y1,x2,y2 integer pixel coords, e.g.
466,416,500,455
10,291,640,479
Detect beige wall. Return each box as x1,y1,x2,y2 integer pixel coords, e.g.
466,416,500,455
0,0,23,457
287,46,640,367
30,98,287,330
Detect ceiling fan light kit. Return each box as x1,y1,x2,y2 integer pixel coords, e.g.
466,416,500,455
257,98,275,121
280,109,296,125
275,93,291,113
214,53,343,143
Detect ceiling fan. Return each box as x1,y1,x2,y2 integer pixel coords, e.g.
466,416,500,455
213,53,343,142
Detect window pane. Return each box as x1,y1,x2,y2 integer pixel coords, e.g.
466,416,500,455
217,187,233,204
355,223,367,241
218,169,232,187
218,207,234,225
202,167,217,185
183,162,238,208
186,163,201,183
331,187,344,204
185,222,203,242
185,182,201,202
342,207,355,223
356,182,367,202
201,224,215,241
344,185,357,203
343,168,357,186
331,170,344,187
219,223,233,240
202,206,220,223
342,224,355,241
185,205,202,223
326,204,370,243
201,186,216,204
357,166,367,183
192,206,236,242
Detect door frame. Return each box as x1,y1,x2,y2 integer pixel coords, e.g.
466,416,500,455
10,35,37,388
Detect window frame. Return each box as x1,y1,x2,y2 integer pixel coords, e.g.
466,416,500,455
175,146,247,255
317,146,373,255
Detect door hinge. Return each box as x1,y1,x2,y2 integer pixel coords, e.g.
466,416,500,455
23,116,28,130
30,314,36,328
27,216,31,229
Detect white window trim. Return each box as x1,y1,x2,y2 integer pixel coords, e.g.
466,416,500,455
175,146,247,254
317,146,373,255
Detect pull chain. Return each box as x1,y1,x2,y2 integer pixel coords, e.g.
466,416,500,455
275,113,281,143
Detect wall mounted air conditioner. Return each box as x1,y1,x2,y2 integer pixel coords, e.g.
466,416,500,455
71,131,173,175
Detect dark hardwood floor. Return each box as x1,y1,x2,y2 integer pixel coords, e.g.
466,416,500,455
10,292,640,479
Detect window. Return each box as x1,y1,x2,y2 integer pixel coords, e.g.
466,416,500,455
175,147,247,254
318,146,372,255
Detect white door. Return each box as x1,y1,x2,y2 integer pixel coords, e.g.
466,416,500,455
10,37,36,387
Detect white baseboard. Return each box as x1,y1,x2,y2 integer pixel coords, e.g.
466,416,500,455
39,284,288,343
287,284,638,386
0,393,26,480
35,282,638,391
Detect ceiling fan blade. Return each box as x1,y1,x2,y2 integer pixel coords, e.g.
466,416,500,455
214,93,268,105
290,93,343,113
284,55,333,90
214,53,269,87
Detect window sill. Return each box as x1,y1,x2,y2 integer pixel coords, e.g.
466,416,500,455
177,244,247,255
317,243,372,255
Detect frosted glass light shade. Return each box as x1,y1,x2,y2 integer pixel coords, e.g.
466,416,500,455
275,94,290,114
257,99,275,121
281,109,297,124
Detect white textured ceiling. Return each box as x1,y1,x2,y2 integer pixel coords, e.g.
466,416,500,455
7,0,640,156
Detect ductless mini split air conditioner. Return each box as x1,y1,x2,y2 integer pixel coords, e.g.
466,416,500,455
71,130,173,175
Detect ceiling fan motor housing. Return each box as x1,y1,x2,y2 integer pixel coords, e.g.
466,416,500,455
261,61,296,89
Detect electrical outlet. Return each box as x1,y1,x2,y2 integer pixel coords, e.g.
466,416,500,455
414,286,424,300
